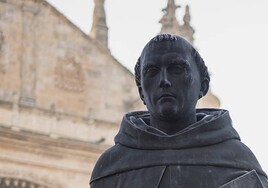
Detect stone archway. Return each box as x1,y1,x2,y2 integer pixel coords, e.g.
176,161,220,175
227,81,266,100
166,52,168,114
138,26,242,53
0,177,50,188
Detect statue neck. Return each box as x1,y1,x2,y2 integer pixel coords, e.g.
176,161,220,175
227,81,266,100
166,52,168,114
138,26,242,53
150,113,197,135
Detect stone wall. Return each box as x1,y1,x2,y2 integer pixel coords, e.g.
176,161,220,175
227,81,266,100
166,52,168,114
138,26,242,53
0,125,107,188
0,0,143,145
0,0,143,187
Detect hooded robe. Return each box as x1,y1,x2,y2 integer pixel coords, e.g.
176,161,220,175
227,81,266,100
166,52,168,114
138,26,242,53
90,109,268,188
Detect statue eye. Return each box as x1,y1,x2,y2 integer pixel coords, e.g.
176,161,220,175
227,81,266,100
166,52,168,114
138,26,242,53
144,66,159,76
169,64,184,74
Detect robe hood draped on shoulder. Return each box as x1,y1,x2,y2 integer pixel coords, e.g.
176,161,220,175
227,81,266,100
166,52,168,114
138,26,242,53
90,109,268,187
115,109,239,150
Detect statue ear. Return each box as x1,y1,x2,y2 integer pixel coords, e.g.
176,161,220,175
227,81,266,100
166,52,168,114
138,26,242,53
199,78,209,99
138,86,146,105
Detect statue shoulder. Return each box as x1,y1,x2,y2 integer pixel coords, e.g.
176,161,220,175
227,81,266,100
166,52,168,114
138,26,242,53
90,144,129,183
220,139,267,179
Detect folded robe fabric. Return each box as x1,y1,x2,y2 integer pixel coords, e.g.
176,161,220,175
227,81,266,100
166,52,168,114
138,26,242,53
219,170,265,188
90,109,268,188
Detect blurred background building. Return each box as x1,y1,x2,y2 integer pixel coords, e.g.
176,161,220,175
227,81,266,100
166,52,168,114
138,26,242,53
0,0,219,187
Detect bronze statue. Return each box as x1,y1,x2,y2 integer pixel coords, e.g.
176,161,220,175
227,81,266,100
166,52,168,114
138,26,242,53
90,34,268,187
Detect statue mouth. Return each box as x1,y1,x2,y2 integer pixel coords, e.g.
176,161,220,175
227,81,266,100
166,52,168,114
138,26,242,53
158,94,175,100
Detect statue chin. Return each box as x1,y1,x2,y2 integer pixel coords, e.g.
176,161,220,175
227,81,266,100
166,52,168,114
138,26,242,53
159,106,179,120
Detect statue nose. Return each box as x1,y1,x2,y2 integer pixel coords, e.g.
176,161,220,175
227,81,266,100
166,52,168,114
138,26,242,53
160,70,171,88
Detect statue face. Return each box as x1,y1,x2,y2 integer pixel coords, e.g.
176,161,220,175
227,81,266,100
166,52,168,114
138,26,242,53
139,40,201,121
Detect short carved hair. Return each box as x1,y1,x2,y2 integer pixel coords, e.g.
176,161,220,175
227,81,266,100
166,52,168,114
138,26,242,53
134,34,210,90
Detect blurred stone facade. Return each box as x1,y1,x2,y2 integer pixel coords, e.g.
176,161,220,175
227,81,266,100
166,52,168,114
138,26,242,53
0,0,219,187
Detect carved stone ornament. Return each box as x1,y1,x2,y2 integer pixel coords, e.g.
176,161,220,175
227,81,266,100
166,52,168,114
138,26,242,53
0,31,3,51
0,30,5,74
0,177,49,188
0,169,62,188
55,56,85,92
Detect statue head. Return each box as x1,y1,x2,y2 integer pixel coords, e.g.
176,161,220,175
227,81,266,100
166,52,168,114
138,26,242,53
134,34,210,122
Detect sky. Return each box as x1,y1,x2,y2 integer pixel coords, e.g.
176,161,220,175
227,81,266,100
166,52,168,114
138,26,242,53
46,0,268,172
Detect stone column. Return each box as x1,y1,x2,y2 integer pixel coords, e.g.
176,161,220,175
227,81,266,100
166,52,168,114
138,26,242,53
19,3,39,107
